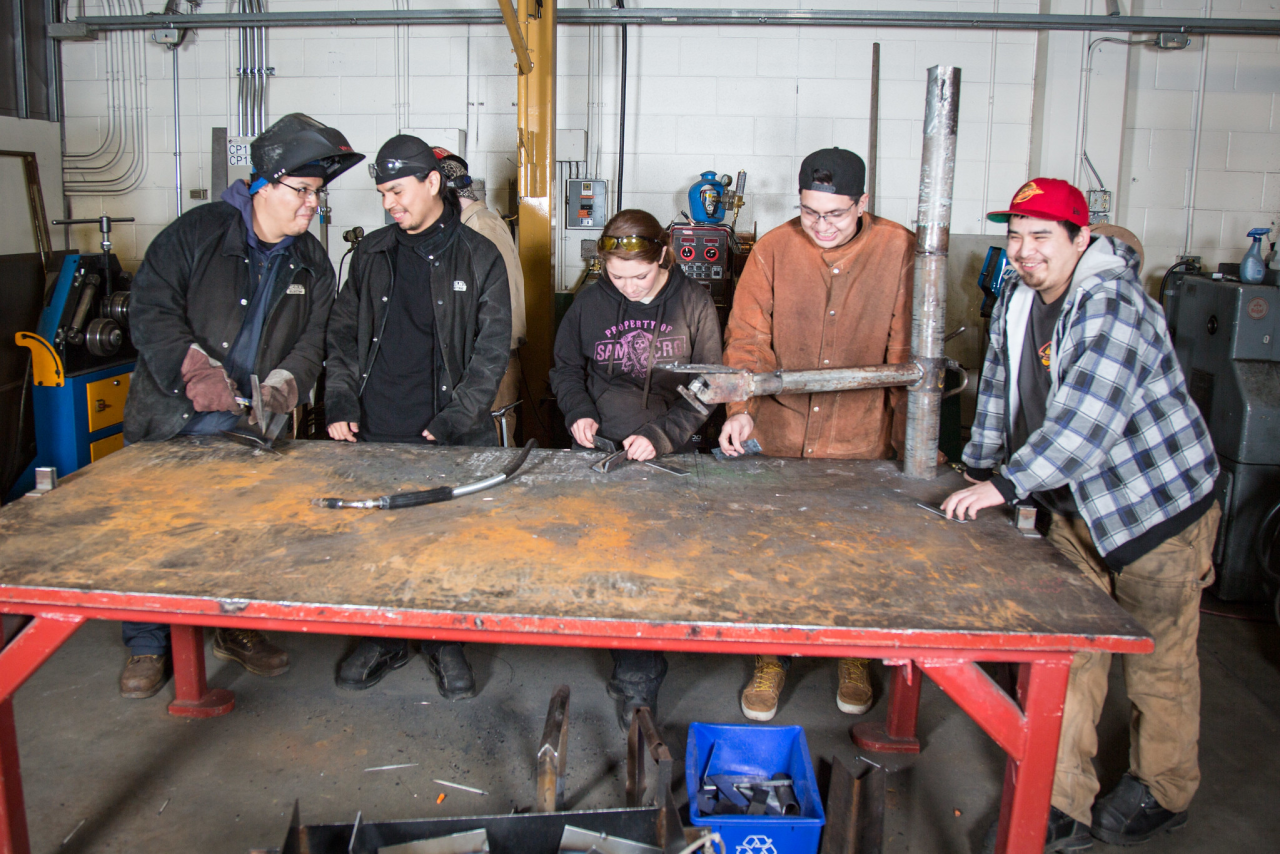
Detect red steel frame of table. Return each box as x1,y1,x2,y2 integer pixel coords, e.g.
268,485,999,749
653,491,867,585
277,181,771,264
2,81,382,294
0,588,1149,854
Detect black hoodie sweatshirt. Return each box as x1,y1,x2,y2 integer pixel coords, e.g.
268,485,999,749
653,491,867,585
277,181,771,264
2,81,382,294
550,265,722,455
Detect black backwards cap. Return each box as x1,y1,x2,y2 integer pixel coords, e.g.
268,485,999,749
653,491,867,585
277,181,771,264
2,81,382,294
370,135,442,183
798,148,866,198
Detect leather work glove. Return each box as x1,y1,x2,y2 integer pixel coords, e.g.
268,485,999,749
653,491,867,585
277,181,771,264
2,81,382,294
260,370,299,414
181,346,241,413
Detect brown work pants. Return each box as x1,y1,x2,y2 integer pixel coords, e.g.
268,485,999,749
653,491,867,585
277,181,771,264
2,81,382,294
492,352,522,445
1046,503,1220,825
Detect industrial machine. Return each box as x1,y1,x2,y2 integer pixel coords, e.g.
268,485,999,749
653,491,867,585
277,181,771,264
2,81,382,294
669,170,751,324
1164,269,1280,604
12,216,136,493
668,223,741,314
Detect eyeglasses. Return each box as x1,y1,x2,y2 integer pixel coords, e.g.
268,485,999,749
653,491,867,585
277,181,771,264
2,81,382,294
369,159,435,181
798,203,857,225
278,180,320,202
597,234,660,253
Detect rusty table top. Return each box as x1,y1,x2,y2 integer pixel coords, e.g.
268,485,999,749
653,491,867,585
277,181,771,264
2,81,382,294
0,440,1149,655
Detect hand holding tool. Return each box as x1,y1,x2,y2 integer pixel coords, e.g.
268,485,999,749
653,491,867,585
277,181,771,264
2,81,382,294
221,375,290,454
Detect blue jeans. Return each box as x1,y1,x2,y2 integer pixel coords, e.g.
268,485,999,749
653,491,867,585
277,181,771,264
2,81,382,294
122,622,169,656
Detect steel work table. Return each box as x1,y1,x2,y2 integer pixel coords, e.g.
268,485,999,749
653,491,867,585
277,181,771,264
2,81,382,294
0,440,1150,854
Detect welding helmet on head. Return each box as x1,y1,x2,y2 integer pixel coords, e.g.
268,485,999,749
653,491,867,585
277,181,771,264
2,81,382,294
249,113,365,194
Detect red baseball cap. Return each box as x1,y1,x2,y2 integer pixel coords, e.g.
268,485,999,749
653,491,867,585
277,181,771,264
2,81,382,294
987,178,1089,227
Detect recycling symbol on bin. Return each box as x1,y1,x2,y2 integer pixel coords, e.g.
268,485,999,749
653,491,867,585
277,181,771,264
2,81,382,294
735,835,778,854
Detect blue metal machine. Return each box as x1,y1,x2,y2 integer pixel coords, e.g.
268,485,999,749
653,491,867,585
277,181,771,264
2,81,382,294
11,236,135,498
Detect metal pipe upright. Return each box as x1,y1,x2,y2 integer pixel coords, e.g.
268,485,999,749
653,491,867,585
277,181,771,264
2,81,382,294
903,65,960,480
173,47,182,217
867,42,879,216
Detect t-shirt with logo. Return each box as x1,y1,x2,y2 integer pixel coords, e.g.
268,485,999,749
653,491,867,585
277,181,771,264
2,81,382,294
1012,290,1078,517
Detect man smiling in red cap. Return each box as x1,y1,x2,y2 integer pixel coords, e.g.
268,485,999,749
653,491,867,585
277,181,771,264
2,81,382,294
943,178,1219,851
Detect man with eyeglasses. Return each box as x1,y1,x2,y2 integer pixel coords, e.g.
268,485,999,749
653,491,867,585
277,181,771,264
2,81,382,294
719,147,914,723
121,113,363,700
324,135,511,698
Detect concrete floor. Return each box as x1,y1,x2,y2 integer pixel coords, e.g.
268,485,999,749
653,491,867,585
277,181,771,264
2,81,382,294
12,609,1280,853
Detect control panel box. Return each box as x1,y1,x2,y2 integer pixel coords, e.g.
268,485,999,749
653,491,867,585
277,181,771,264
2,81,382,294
668,223,739,309
566,180,607,229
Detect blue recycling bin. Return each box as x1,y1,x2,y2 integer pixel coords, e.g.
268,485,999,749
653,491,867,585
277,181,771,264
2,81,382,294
686,723,825,854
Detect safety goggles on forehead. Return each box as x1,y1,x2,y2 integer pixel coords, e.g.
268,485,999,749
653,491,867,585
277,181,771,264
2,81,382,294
368,159,436,181
597,234,660,253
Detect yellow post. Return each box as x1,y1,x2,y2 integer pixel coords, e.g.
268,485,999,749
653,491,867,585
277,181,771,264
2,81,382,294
516,0,556,446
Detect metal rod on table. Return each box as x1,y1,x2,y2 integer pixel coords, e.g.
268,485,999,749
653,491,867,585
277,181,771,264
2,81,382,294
903,65,960,480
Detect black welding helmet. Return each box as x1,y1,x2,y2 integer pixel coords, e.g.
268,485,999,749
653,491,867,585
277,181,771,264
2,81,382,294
249,113,365,193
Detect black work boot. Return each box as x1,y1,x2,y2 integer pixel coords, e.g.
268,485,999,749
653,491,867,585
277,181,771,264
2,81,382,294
1091,774,1188,846
336,638,410,690
425,643,477,700
981,806,1093,853
607,654,668,732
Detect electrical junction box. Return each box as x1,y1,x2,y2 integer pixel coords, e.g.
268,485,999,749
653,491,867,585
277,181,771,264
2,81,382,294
1086,189,1111,224
557,129,587,162
567,180,607,229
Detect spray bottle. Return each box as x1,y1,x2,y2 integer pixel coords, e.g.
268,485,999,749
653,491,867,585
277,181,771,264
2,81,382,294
1241,227,1269,284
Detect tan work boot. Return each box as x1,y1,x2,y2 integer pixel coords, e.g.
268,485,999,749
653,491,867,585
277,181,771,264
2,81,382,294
837,657,873,714
741,655,786,721
120,654,169,699
213,628,290,677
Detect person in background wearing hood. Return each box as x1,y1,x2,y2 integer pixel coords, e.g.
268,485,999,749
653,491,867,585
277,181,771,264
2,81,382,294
942,179,1219,852
435,150,527,443
324,135,511,699
720,148,913,724
549,209,722,730
121,113,363,700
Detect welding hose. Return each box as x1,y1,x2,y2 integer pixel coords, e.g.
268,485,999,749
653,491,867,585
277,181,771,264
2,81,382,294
313,439,537,510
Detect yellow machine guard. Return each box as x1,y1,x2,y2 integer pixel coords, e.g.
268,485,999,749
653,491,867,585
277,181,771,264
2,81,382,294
15,332,65,387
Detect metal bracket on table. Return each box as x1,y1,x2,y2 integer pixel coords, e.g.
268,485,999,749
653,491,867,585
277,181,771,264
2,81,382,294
24,467,58,498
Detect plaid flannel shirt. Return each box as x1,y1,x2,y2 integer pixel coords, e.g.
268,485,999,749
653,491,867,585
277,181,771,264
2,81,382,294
962,237,1218,559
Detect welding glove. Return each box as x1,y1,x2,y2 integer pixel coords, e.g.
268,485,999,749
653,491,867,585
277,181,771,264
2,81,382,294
260,370,299,414
181,345,242,413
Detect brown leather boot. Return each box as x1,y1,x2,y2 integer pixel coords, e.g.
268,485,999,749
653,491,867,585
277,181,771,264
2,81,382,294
212,629,290,677
120,654,169,699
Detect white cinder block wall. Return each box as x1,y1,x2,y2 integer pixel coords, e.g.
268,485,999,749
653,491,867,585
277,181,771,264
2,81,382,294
53,0,1280,292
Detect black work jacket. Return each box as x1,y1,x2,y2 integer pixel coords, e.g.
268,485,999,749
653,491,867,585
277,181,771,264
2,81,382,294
124,201,335,442
324,219,511,446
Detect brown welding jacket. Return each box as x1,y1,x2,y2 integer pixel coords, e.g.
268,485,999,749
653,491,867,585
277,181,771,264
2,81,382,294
722,213,914,459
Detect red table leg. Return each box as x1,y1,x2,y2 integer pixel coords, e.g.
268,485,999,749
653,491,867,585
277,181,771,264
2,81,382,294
0,613,86,854
167,625,235,718
0,699,29,854
921,657,1072,854
850,661,922,753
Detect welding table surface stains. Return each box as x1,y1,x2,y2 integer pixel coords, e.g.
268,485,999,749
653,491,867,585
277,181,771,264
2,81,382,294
0,440,1151,854
0,439,1146,650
